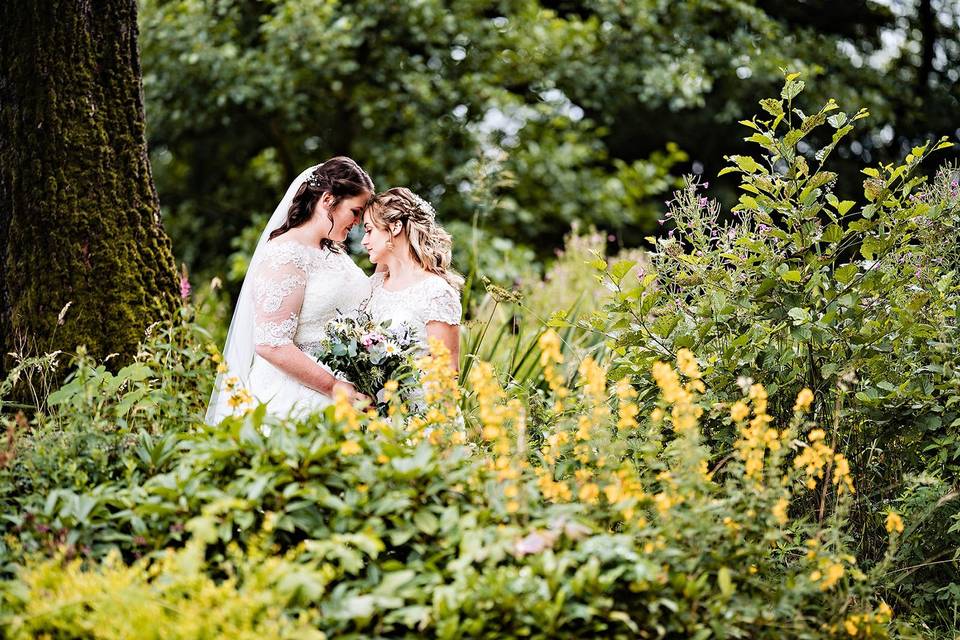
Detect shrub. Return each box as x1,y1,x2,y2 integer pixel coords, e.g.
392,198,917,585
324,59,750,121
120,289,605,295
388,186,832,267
590,73,960,630
1,341,910,638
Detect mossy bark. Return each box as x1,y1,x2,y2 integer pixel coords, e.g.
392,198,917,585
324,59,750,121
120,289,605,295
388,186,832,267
0,1,178,375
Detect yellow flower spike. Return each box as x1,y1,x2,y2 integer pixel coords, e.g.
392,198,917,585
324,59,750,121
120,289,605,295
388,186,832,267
772,497,789,525
579,482,600,503
885,511,905,534
615,378,640,430
794,387,814,412
676,348,700,379
538,333,569,410
844,618,858,636
575,415,592,441
578,356,608,404
820,563,844,590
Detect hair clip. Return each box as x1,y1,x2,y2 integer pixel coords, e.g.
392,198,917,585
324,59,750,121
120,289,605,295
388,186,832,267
410,192,436,221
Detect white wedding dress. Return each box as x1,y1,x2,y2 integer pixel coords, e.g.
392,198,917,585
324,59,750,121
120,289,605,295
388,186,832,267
364,271,462,352
246,239,371,417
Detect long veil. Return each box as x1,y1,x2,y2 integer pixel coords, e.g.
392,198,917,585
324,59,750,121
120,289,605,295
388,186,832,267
205,164,320,424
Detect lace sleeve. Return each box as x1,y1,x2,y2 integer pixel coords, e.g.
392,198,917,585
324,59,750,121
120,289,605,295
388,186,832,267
423,279,462,326
252,243,308,346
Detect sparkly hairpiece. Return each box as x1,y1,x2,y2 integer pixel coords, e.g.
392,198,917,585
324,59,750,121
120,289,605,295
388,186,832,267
410,192,436,221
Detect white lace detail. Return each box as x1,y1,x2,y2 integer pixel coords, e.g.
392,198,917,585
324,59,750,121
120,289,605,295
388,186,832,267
254,313,299,346
261,241,315,272
365,273,463,350
424,283,462,325
251,240,371,351
255,273,306,313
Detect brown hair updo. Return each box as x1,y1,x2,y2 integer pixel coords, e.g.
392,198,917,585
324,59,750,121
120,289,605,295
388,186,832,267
269,156,375,245
365,187,464,290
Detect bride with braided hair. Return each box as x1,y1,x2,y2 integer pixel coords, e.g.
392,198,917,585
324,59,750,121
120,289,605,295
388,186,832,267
360,187,463,371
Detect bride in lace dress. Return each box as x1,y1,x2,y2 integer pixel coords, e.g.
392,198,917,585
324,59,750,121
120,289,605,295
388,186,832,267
206,157,375,423
360,187,462,369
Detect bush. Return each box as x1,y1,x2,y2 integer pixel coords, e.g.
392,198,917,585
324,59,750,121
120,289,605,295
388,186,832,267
2,340,911,638
590,73,960,629
0,303,216,571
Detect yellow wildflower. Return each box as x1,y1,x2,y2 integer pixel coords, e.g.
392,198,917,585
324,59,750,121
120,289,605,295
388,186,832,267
772,497,789,525
794,388,814,412
676,348,700,379
340,440,362,456
877,601,893,622
579,482,600,503
730,401,750,422
844,618,858,636
820,562,844,590
885,511,904,534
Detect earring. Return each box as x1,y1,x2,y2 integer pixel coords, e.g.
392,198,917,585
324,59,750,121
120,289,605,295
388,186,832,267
386,239,394,250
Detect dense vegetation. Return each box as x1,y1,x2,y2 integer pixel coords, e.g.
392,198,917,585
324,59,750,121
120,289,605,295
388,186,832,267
140,0,960,282
3,75,960,637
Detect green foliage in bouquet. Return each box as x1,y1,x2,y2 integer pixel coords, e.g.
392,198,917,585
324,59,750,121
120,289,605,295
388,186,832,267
310,310,420,406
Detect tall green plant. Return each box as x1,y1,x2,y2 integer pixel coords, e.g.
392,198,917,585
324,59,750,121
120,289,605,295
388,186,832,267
591,73,960,627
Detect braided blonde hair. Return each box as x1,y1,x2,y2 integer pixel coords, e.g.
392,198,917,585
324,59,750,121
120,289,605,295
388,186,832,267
365,187,464,290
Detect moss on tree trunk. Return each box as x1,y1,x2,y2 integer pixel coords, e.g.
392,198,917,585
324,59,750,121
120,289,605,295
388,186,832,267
0,1,178,376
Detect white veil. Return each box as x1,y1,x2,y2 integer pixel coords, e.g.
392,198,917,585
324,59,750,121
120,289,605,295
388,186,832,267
205,164,320,424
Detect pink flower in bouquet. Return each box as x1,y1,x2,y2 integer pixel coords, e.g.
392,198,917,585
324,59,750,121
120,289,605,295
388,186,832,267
360,332,383,349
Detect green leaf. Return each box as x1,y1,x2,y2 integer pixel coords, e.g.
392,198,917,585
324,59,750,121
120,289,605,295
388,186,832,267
822,223,842,243
717,566,735,598
835,200,855,215
788,307,810,324
734,155,762,173
759,98,783,116
413,509,439,535
610,260,636,284
781,80,805,100
781,270,802,282
834,264,858,284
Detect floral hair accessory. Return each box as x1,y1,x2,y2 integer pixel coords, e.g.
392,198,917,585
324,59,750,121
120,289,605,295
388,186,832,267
410,192,436,221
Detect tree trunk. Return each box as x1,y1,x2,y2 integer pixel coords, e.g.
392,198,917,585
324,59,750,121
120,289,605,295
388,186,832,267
0,1,178,377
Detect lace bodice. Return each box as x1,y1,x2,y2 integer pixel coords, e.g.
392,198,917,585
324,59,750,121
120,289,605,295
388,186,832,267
364,272,462,349
252,240,370,349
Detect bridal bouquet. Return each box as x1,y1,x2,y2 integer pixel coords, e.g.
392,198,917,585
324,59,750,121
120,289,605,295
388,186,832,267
309,310,419,409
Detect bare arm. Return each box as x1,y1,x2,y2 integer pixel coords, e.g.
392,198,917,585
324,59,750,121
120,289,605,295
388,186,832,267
426,321,461,373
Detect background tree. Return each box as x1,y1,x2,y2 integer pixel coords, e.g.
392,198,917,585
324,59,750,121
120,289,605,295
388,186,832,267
0,1,179,374
140,0,959,287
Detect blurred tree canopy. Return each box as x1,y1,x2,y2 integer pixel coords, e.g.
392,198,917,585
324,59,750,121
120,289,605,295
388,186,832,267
141,0,959,280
